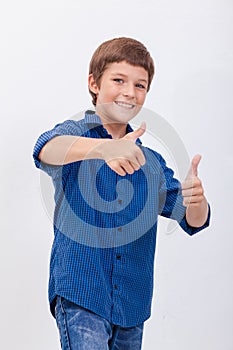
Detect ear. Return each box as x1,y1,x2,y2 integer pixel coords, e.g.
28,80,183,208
88,74,99,94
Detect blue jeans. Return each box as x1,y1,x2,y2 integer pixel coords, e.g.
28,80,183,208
55,296,144,350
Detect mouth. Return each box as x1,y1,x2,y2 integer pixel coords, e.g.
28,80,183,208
114,101,135,109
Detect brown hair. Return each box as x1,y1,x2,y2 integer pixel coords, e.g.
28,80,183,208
89,37,155,106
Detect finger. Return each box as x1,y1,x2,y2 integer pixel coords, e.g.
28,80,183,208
120,160,136,174
183,195,205,206
186,154,202,179
191,154,202,176
182,177,202,190
136,149,146,167
127,160,141,171
107,160,126,176
182,187,203,197
125,122,146,142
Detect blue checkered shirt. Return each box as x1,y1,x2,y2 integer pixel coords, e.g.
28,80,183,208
33,111,210,327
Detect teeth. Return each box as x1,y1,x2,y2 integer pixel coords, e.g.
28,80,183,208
115,101,134,109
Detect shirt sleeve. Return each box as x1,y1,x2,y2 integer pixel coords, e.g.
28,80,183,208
32,120,83,176
157,152,210,236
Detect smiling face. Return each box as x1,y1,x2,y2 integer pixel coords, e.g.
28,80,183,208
88,61,148,125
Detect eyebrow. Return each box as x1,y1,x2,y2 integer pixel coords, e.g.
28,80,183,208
111,73,148,84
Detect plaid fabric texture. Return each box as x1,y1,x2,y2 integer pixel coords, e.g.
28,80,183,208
33,111,210,327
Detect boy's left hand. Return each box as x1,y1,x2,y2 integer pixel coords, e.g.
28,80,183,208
181,154,209,227
181,154,205,207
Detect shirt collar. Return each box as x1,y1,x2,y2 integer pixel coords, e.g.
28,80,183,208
84,110,142,146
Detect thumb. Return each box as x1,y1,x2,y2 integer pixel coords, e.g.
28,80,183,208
186,154,202,178
124,122,146,142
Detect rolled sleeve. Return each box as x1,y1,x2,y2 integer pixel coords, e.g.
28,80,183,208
33,120,83,176
157,152,211,236
179,203,211,235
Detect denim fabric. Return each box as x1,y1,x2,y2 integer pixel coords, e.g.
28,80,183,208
55,296,144,350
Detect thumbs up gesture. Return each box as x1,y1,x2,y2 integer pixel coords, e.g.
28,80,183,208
101,122,146,176
182,154,203,206
182,154,209,227
123,122,146,143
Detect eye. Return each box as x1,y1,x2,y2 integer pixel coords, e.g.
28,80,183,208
113,78,124,84
136,83,146,89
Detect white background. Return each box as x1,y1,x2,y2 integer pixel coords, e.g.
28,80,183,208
1,0,233,349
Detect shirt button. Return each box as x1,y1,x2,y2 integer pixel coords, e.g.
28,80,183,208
114,284,118,290
118,199,122,205
116,255,121,260
117,227,122,232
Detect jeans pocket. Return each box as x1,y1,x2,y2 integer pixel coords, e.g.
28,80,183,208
55,296,72,350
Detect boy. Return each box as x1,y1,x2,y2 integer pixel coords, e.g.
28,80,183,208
33,37,210,350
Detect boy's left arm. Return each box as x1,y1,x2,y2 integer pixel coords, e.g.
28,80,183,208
182,154,209,228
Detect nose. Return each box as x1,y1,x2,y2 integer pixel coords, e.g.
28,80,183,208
122,83,135,98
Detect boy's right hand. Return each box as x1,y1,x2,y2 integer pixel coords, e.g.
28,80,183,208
99,123,146,176
38,123,146,169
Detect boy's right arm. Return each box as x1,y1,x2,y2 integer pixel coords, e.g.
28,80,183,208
39,135,108,165
39,125,146,176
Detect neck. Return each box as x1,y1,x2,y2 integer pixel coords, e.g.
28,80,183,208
103,123,127,139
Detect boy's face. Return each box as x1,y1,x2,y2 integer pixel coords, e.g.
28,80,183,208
89,61,148,124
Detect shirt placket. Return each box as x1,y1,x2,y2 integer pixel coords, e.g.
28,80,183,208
110,176,128,323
